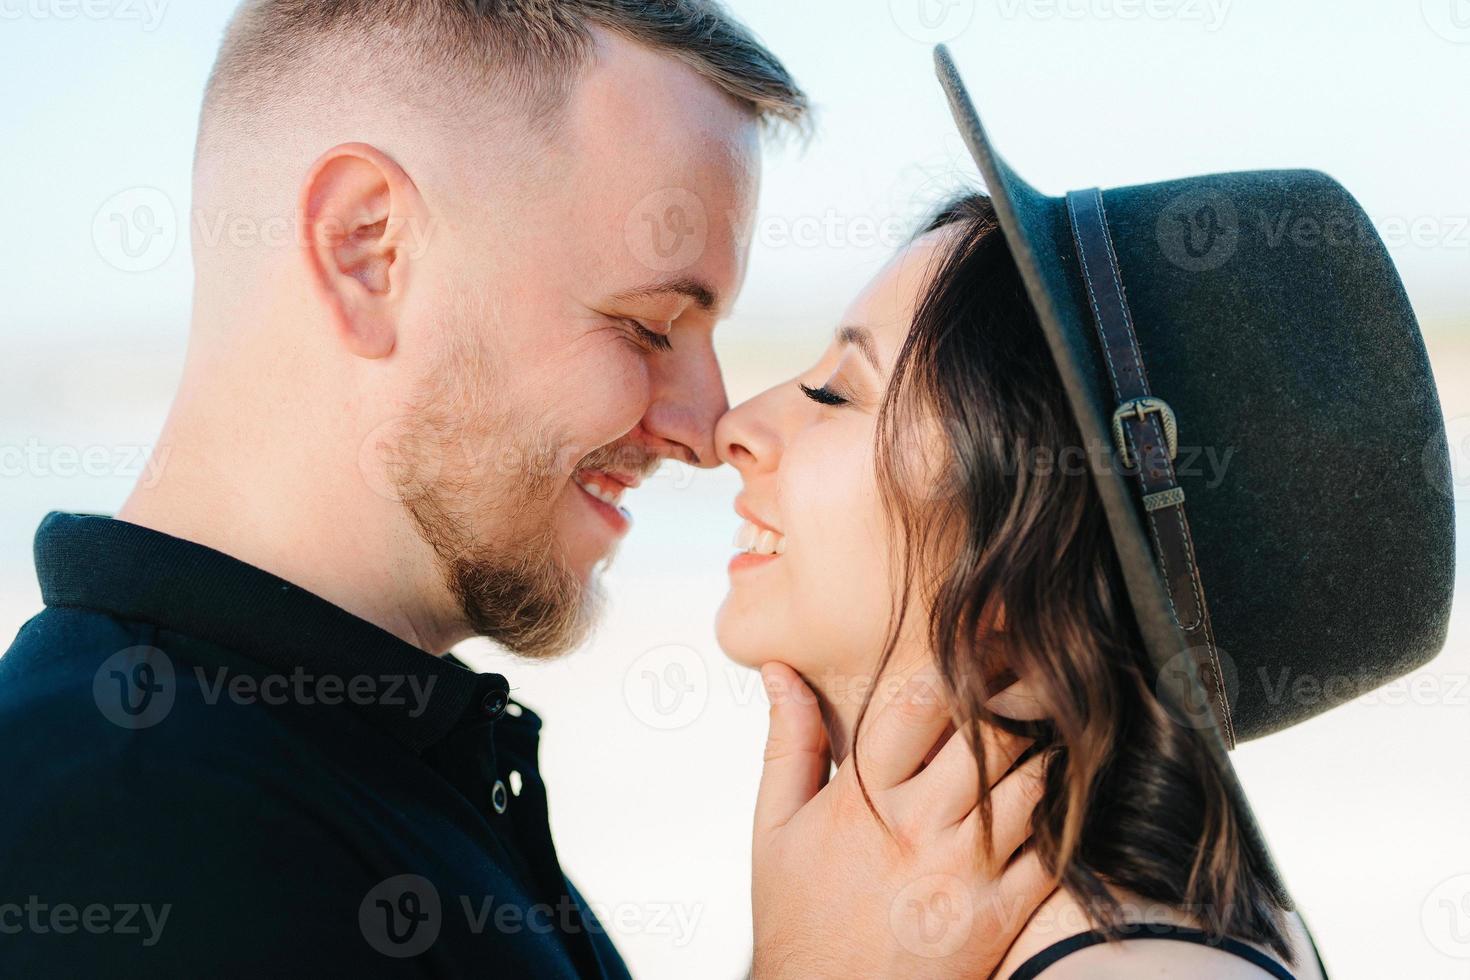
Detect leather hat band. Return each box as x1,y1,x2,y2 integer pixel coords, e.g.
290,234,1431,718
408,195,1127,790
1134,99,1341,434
1065,188,1236,748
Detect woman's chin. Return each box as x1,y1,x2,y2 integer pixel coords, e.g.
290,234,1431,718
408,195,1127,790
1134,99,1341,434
714,599,769,670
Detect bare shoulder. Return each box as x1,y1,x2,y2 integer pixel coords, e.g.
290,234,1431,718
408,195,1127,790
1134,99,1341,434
994,889,1321,980
1280,910,1326,980
1038,939,1288,979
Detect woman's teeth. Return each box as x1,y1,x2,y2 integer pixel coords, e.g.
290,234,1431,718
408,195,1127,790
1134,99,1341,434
734,520,787,556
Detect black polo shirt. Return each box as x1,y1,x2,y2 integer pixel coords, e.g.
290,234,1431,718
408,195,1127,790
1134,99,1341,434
0,513,631,979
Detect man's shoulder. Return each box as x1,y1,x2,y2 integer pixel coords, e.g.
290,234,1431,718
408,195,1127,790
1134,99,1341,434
0,608,449,972
1,604,140,686
0,611,621,978
0,606,422,828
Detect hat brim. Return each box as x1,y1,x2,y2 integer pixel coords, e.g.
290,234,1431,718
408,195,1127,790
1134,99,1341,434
932,45,1291,907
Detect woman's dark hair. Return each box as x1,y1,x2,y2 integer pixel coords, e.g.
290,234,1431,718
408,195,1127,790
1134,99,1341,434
856,193,1292,958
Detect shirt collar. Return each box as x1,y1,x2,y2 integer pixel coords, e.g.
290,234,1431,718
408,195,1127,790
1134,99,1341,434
33,512,516,753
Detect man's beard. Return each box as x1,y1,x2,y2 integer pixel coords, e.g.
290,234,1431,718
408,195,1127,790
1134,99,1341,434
409,484,599,661
387,298,603,660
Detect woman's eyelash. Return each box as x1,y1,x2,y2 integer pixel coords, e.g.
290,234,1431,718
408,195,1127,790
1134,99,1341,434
799,382,848,407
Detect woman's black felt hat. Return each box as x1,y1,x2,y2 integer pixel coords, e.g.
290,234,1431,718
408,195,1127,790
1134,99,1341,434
933,46,1454,755
933,44,1456,905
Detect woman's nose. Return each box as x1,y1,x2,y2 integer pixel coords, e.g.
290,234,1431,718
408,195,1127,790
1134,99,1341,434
715,384,783,474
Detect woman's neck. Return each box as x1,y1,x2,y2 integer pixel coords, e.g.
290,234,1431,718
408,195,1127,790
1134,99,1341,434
806,646,935,767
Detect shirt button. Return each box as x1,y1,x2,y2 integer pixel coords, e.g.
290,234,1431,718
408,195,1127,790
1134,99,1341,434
481,690,508,721
491,779,509,815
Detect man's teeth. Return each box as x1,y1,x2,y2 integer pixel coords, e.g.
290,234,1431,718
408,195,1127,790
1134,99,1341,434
733,520,787,556
576,476,625,507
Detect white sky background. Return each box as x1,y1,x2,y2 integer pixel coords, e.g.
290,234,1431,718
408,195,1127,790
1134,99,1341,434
2,2,1468,979
1,0,1468,351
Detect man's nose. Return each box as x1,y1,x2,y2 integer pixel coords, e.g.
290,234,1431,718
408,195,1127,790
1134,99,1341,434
643,347,729,469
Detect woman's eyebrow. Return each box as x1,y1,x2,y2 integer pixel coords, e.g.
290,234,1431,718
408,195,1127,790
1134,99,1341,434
836,324,880,371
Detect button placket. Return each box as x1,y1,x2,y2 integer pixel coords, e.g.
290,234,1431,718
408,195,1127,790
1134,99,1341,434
481,688,509,721
476,678,513,816
490,779,509,815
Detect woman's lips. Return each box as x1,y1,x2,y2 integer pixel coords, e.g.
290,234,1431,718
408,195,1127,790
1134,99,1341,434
730,518,785,573
730,498,786,574
728,550,777,574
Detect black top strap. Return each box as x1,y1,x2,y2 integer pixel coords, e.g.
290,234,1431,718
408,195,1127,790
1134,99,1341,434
1008,924,1298,980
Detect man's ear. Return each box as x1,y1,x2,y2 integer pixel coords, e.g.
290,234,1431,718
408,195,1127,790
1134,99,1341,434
299,142,424,360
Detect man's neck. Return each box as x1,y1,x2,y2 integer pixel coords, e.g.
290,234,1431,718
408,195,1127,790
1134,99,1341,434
117,395,460,654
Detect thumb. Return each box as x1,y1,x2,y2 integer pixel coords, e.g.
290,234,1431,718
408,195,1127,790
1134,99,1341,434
753,662,829,838
985,677,1048,721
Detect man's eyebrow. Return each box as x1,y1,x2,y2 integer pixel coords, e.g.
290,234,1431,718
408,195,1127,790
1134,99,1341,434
611,277,719,314
837,325,880,371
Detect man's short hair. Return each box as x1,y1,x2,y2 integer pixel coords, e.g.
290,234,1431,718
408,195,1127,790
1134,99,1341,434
200,0,809,153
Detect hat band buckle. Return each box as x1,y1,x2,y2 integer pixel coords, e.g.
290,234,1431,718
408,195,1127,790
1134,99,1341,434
1112,397,1179,470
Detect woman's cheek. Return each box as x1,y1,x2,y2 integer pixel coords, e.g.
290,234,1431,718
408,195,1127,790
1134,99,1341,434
782,422,893,671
